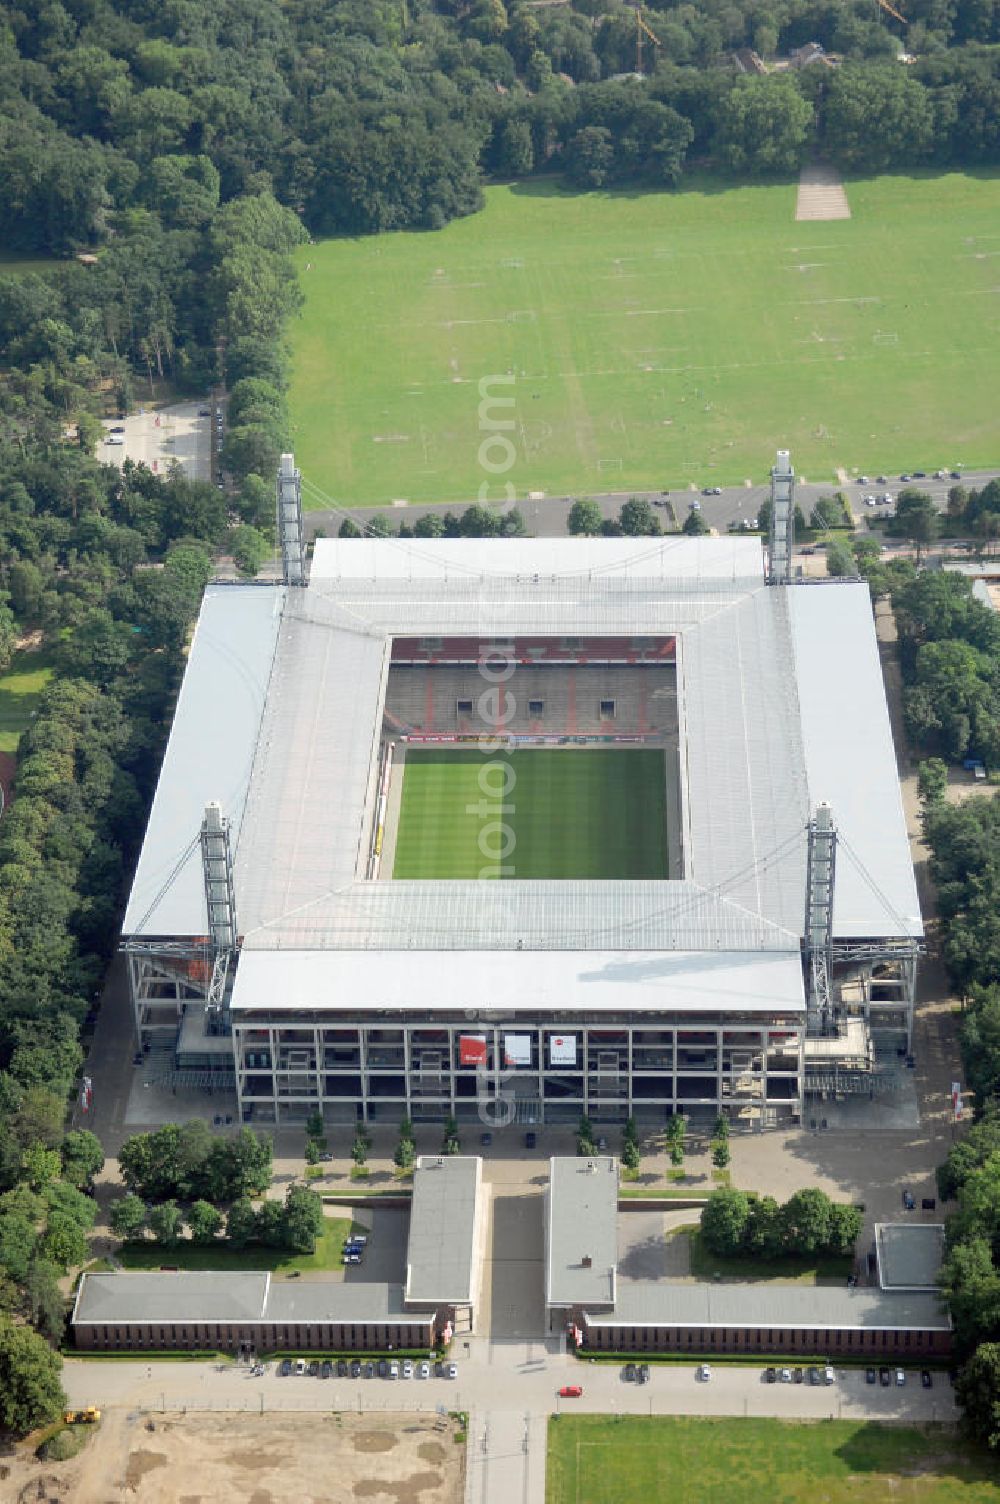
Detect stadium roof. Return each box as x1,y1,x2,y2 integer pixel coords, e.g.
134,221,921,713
122,538,921,963
546,1156,618,1309
230,949,806,1016
405,1156,482,1307
586,1281,950,1332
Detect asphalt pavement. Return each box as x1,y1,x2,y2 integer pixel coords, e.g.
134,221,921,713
302,470,1000,542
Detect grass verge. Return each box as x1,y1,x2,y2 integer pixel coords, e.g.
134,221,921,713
0,645,54,753
118,1216,352,1274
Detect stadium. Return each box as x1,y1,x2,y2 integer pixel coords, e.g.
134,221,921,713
121,455,922,1130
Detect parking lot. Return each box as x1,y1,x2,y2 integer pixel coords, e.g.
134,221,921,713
99,400,214,482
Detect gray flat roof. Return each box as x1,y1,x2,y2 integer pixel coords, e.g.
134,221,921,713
231,949,805,1016
72,1271,423,1327
122,585,284,937
546,1156,618,1309
122,541,920,957
586,1281,950,1331
406,1156,481,1306
875,1223,946,1291
73,1270,268,1325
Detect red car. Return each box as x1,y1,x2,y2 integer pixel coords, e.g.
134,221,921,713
559,1385,583,1398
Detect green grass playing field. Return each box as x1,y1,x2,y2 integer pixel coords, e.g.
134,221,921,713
391,748,667,880
546,1417,1000,1504
289,172,1000,506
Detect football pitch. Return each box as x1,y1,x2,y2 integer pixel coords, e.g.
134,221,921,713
289,171,1000,506
391,748,667,880
546,1416,1000,1504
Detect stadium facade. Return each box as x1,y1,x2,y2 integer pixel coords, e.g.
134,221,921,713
121,467,922,1130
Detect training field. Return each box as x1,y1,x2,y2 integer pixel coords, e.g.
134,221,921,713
546,1417,1000,1504
392,748,667,880
289,172,1000,505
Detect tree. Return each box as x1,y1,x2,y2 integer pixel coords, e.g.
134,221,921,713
108,1193,146,1242
568,499,603,536
61,1130,105,1192
394,1117,416,1171
713,1115,729,1140
339,518,362,539
24,1258,65,1344
442,1115,461,1155
352,1132,369,1167
745,1194,784,1258
148,1199,183,1249
619,497,662,536
40,1211,88,1271
282,1185,324,1253
781,1188,833,1255
226,1198,257,1250
810,494,849,530
187,1200,223,1245
621,1138,640,1172
0,1318,65,1434
624,1116,639,1147
565,126,614,188
917,757,948,804
367,514,394,538
712,1141,730,1170
888,489,939,560
825,539,855,577
713,76,813,176
701,1188,750,1255
827,1201,863,1256
20,1144,61,1192
576,1114,596,1157
227,1129,273,1199
414,513,445,538
939,1107,1000,1202
682,508,709,536
230,525,270,577
957,1344,1000,1449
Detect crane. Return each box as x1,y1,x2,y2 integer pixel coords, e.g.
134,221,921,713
874,0,907,24
635,8,662,76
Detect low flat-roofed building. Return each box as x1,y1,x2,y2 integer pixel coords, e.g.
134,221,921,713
405,1155,484,1334
545,1156,618,1327
875,1222,946,1291
581,1281,951,1360
71,1271,434,1354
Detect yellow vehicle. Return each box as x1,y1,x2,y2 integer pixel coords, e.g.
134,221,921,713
63,1407,101,1424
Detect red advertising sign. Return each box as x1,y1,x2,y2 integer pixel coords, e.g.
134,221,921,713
459,1035,487,1067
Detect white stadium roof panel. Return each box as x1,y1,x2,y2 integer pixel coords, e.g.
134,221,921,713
122,585,284,938
121,538,920,959
230,948,806,1014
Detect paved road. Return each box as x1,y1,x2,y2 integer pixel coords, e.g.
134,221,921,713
302,470,1000,541
62,1352,956,1426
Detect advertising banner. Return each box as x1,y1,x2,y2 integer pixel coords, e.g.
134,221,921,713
459,1035,488,1067
504,1034,532,1067
550,1034,577,1066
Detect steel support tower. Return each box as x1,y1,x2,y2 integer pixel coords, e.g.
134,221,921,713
276,451,305,586
201,800,238,1026
767,448,795,585
804,801,836,1035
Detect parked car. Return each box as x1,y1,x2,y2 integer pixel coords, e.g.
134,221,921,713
320,1360,332,1379
913,471,927,479
895,1369,905,1386
921,1370,933,1389
559,1385,583,1397
697,1364,712,1382
950,470,962,480
343,1251,362,1264
900,473,911,482
377,1360,388,1378
402,1361,413,1379
637,1365,650,1384
435,1361,445,1378
525,1132,536,1149
824,1366,835,1385
876,475,888,484
279,1359,292,1377
105,435,124,445
418,1361,430,1379
294,1360,306,1376
447,1363,458,1379
808,1368,821,1385
110,424,126,433
779,1368,793,1383
879,1368,891,1386
348,1234,368,1246
364,1362,375,1378
764,1367,777,1383
793,1369,803,1384
198,407,211,417
337,1359,348,1377
307,1360,320,1377
480,1132,492,1146
866,1367,877,1385
388,1361,400,1380
350,1360,361,1378
622,1364,636,1382
902,1189,916,1210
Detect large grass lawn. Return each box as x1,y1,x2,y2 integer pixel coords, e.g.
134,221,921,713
118,1215,353,1275
289,172,1000,506
0,647,55,754
546,1417,1000,1504
392,748,667,879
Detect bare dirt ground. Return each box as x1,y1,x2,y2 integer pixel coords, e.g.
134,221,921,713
796,162,851,221
0,1411,465,1504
